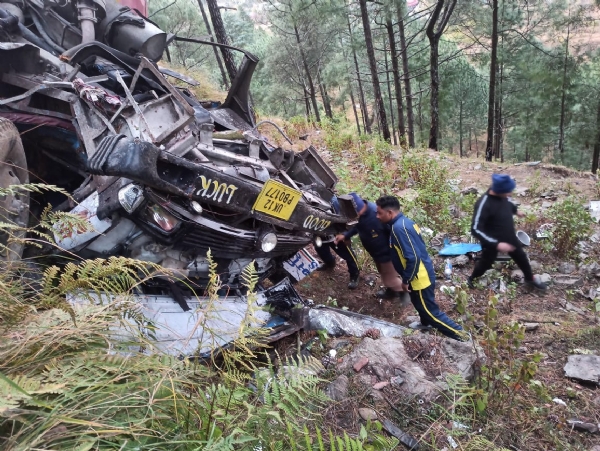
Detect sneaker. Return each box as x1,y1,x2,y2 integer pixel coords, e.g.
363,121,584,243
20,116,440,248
525,279,548,291
348,276,359,290
317,261,336,271
466,277,475,289
408,321,433,330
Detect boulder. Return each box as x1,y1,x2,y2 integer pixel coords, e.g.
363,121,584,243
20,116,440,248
451,255,470,267
558,262,577,274
554,275,584,287
337,337,481,401
539,273,552,284
564,355,600,385
326,375,349,401
511,269,524,283
530,260,542,271
358,408,378,421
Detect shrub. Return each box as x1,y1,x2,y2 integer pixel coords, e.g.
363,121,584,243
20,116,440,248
545,196,593,258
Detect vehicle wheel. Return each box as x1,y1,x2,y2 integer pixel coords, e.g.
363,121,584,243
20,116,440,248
0,118,30,261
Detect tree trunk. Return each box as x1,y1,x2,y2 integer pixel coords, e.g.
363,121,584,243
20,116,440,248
317,69,333,119
349,80,361,134
387,20,405,145
485,0,499,161
418,81,423,138
205,0,237,81
558,23,570,158
346,9,370,133
428,37,440,150
593,98,600,174
426,0,457,151
459,100,463,157
196,0,229,89
383,34,397,145
468,126,472,156
358,0,391,141
397,4,415,147
294,24,320,123
475,133,479,158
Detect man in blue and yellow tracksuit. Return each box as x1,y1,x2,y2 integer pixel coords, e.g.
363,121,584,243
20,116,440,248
376,195,467,341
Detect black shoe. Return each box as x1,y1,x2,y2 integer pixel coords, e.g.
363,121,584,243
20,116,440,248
466,277,475,289
525,279,548,291
376,287,400,299
317,261,336,271
348,276,359,290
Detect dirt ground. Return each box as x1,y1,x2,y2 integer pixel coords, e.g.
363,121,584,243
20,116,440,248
291,156,600,450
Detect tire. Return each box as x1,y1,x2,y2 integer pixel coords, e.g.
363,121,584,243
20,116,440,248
0,118,30,261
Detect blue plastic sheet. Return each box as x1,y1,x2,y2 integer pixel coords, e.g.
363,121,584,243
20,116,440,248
438,243,481,256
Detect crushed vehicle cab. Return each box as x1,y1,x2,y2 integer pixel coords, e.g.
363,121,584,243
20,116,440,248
0,0,356,295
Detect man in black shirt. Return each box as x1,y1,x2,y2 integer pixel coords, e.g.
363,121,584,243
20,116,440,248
333,193,406,299
467,174,547,291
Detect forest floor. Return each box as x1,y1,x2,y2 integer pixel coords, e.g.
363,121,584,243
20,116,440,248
287,151,600,450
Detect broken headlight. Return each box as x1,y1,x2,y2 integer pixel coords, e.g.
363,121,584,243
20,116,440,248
258,232,277,252
148,204,180,232
118,184,144,213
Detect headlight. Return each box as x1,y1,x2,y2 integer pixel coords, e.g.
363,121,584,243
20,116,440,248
314,236,323,247
259,232,277,252
118,184,144,213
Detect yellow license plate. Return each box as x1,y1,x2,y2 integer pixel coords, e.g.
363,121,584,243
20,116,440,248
253,180,301,221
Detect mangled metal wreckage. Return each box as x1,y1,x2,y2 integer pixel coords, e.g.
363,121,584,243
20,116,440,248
0,0,356,355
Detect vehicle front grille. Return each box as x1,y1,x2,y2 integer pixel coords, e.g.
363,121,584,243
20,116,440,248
177,223,311,259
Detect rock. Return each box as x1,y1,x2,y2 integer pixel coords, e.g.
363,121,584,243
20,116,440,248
372,365,388,380
405,315,420,323
473,164,482,170
563,302,586,315
554,275,584,287
358,407,378,421
511,269,524,283
564,355,600,385
461,186,478,195
539,273,552,284
326,375,349,401
451,255,470,267
580,262,600,275
541,201,553,209
518,347,528,353
390,376,405,386
566,419,599,434
559,262,577,274
353,357,369,372
530,260,542,271
373,381,390,390
338,337,482,401
523,323,539,331
589,446,600,451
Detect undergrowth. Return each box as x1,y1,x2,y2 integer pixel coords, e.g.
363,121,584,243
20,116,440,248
0,185,396,450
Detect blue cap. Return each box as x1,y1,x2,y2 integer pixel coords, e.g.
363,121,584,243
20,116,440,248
491,174,516,194
348,192,366,214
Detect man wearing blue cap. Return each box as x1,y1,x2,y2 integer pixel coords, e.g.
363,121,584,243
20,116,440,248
333,192,406,299
467,173,547,291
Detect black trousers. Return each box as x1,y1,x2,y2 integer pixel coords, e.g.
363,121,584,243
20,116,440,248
315,242,359,279
470,245,533,281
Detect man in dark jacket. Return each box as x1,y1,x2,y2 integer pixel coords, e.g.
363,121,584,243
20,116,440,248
467,173,547,291
314,196,361,289
376,195,468,341
333,193,406,299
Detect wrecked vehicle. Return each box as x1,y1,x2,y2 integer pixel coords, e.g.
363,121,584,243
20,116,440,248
0,0,355,298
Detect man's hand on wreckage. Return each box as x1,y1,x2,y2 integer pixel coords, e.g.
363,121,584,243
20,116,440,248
497,242,516,253
334,234,346,245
